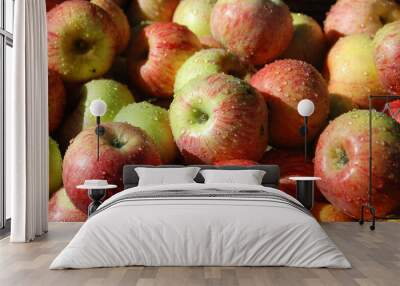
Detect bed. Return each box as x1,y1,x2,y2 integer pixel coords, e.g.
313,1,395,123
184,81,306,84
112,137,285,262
50,165,351,269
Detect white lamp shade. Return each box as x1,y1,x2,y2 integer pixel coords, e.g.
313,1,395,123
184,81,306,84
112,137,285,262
297,99,315,117
90,99,107,117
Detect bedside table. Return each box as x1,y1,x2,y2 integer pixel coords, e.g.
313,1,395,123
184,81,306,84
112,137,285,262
288,177,321,210
77,182,117,216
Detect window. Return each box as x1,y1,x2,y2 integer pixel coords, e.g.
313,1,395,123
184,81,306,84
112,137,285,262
1,0,14,231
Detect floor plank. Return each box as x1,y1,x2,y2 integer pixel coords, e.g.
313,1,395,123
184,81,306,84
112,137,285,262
0,222,399,286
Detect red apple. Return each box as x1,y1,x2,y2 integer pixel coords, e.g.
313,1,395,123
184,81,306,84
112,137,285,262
169,73,268,164
315,110,400,219
210,0,293,66
374,20,400,96
128,0,180,24
312,202,354,222
47,0,118,82
49,188,87,222
128,22,202,98
389,100,400,123
91,0,130,54
324,0,400,44
214,159,258,166
63,122,161,214
261,149,326,201
48,69,66,133
250,59,330,148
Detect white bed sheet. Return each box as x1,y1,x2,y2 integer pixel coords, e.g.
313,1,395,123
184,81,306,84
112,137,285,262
50,183,351,269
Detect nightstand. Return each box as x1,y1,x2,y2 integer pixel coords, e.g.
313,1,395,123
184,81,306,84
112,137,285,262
77,181,117,216
288,177,321,210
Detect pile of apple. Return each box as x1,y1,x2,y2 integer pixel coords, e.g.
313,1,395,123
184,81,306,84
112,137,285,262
47,0,400,222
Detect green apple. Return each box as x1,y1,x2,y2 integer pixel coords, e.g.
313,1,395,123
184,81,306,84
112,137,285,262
173,0,217,43
325,34,386,118
280,13,326,68
49,137,63,195
174,48,251,93
114,102,177,163
59,79,135,149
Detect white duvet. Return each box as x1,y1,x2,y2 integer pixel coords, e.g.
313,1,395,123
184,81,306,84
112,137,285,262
50,183,351,269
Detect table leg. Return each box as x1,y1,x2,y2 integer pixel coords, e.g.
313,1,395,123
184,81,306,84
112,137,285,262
87,189,106,216
296,181,314,210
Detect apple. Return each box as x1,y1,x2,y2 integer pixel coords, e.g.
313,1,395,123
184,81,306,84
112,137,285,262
49,137,63,195
325,34,386,118
200,36,224,49
128,0,179,24
214,159,257,166
314,110,400,219
173,0,217,45
389,100,400,123
210,0,293,66
49,188,87,222
114,102,177,163
261,148,326,202
46,0,65,11
174,48,252,93
374,20,400,96
63,122,162,214
47,0,118,82
48,69,66,133
250,59,329,148
128,22,202,98
58,79,135,149
169,73,268,164
280,13,326,68
324,0,400,44
91,0,130,54
311,202,354,222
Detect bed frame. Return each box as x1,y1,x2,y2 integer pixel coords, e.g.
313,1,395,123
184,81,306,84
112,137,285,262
123,165,280,190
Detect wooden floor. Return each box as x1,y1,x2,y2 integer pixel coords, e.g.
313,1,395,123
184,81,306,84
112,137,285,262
0,222,399,286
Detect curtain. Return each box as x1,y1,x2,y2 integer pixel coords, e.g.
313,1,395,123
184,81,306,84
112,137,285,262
8,0,49,242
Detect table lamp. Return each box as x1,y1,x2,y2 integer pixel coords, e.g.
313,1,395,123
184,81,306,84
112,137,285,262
89,99,107,161
297,99,315,162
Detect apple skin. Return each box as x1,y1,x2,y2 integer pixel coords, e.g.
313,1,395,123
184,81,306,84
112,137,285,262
280,13,326,69
170,73,268,164
59,79,135,150
210,0,293,66
214,159,258,166
174,48,252,93
48,69,66,133
128,0,179,24
114,102,177,163
47,0,118,82
49,188,88,222
374,21,400,96
324,0,400,44
128,22,202,98
250,59,330,148
49,137,63,195
325,34,386,118
91,0,130,54
63,122,162,214
311,202,354,222
173,0,217,45
315,110,400,219
389,100,400,123
261,149,326,202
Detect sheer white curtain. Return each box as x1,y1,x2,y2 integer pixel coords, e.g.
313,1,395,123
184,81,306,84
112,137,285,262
8,0,49,242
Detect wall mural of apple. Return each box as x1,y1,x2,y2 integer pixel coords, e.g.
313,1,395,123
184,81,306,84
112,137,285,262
46,0,400,222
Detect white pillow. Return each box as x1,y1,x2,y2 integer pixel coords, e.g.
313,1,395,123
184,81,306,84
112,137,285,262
135,167,201,186
200,169,266,185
